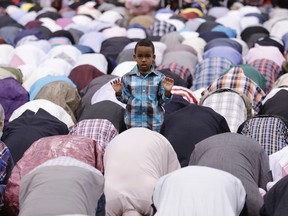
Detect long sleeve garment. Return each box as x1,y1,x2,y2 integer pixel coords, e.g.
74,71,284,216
117,65,171,132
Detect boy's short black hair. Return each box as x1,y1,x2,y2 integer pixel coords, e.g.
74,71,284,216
134,39,155,54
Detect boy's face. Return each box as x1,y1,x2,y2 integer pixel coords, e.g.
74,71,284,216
133,45,156,73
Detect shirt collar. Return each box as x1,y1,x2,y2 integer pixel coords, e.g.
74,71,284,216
130,64,160,76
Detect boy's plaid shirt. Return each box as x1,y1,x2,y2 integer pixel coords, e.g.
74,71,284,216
117,65,172,132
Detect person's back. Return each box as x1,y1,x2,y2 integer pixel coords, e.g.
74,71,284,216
199,89,252,132
4,135,100,216
19,157,104,216
153,166,246,216
237,115,288,155
189,133,272,216
104,128,180,216
161,103,230,167
260,175,288,216
259,89,288,121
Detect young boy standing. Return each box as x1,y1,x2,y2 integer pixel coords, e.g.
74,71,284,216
111,39,174,132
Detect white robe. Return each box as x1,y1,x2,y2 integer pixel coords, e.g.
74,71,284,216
153,166,246,216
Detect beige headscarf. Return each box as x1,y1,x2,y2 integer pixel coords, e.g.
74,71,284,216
104,127,180,216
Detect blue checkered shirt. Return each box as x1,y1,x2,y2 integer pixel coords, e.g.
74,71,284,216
192,57,233,91
147,20,177,37
117,65,172,132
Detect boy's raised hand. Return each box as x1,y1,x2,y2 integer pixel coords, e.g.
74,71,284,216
162,77,174,92
111,78,123,95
